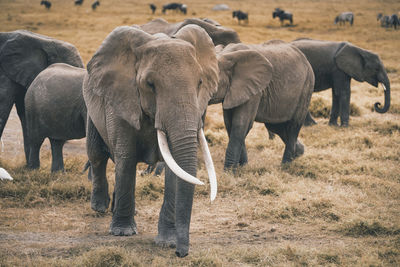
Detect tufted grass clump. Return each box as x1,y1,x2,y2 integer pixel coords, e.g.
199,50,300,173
0,157,91,206
309,98,331,118
76,246,140,267
339,221,400,237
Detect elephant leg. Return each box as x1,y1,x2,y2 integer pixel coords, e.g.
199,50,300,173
49,138,65,172
156,166,177,247
295,140,305,158
303,111,317,126
110,153,137,236
329,88,340,126
265,124,276,140
27,137,45,169
266,121,302,163
239,145,248,166
15,93,29,163
108,120,138,236
87,117,110,213
338,81,351,127
223,100,259,172
0,75,17,138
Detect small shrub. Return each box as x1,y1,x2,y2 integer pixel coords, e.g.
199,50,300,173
349,103,361,116
318,254,341,265
309,98,331,118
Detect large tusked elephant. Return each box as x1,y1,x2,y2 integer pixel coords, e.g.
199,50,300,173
140,18,240,46
210,41,315,171
292,39,390,127
25,63,87,172
83,25,218,257
0,30,84,162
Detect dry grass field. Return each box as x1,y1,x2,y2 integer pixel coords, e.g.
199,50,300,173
1,0,400,266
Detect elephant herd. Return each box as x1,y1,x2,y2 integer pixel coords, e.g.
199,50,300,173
0,17,391,257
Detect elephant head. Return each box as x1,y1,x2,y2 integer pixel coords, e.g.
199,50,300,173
84,25,219,256
334,43,390,113
212,44,273,109
179,18,241,46
140,18,241,47
0,30,83,89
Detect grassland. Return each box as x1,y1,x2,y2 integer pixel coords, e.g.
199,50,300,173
1,0,400,266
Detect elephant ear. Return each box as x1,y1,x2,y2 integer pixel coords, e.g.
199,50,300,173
219,49,273,109
174,25,219,113
334,43,365,82
0,33,48,88
85,26,154,130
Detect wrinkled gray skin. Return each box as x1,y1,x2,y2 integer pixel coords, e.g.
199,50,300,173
211,41,315,171
25,63,87,172
83,25,218,257
0,30,84,162
140,17,240,46
292,39,390,127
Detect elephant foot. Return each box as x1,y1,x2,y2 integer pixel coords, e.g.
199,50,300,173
155,232,177,248
175,243,189,258
110,219,137,236
328,120,339,127
340,122,349,127
91,190,110,213
51,166,64,173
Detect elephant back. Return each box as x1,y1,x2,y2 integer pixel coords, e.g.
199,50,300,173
255,42,314,123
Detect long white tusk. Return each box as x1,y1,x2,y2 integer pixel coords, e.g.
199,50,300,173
382,83,387,91
199,129,217,202
0,168,13,181
157,130,204,186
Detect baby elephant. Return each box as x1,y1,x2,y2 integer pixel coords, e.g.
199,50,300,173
211,41,314,171
25,63,87,172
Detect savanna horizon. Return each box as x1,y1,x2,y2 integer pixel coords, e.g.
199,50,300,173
0,0,399,266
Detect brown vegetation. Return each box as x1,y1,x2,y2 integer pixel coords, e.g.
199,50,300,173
1,0,399,265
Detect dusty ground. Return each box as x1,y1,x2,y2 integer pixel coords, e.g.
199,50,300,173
1,0,400,266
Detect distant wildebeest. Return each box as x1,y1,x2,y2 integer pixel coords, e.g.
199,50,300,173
162,3,187,15
272,8,293,25
388,14,399,29
334,12,354,26
232,10,248,24
149,3,156,14
40,0,51,10
377,13,390,27
92,1,99,10
74,0,84,6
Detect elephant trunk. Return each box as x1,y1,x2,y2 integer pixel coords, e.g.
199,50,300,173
164,126,199,257
374,76,390,113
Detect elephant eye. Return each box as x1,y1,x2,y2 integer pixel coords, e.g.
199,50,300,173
198,78,203,89
147,81,155,93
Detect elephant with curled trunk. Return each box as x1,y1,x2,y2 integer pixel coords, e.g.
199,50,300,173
210,41,314,171
292,39,390,127
25,63,87,172
83,25,218,257
139,18,240,46
0,30,83,162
